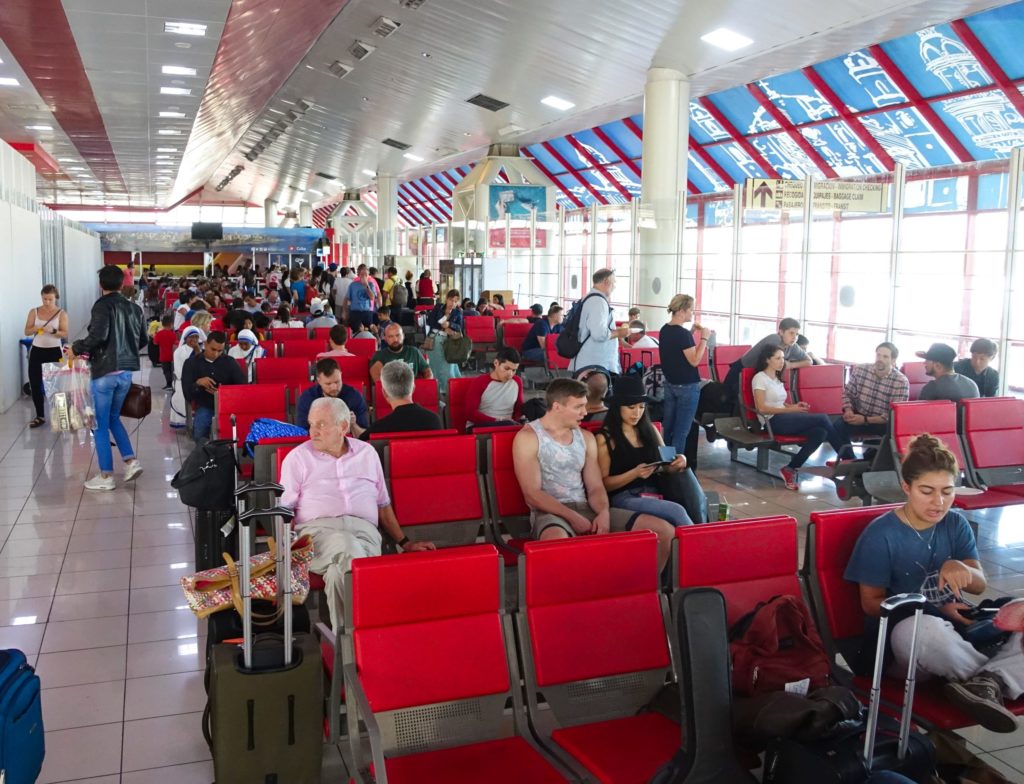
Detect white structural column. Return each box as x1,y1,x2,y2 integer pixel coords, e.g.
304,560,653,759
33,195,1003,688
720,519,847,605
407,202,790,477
637,67,689,326
299,201,313,227
376,175,399,257
264,198,278,228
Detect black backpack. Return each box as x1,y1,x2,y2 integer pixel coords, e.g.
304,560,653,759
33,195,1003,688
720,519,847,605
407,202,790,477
556,292,604,359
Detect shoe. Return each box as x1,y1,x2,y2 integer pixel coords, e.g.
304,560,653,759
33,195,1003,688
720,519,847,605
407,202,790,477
779,467,799,491
162,385,173,391
84,474,115,492
944,674,1019,733
124,460,144,482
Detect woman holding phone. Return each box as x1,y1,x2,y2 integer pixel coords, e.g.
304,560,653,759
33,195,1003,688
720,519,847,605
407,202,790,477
595,376,708,526
24,284,69,428
426,288,464,387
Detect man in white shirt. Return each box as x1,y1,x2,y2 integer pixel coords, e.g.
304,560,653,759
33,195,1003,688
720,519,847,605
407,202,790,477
624,320,659,349
569,268,629,377
332,267,354,319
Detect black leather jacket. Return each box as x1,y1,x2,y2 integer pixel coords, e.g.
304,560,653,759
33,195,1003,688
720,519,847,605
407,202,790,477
72,293,147,379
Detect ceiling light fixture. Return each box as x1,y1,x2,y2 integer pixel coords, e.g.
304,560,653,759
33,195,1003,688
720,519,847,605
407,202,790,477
162,65,197,76
157,129,181,135
541,95,574,111
307,189,324,196
160,86,191,96
361,169,376,177
26,124,52,131
0,77,19,86
403,152,424,162
700,27,753,51
156,147,178,152
174,42,192,49
159,111,186,118
164,22,207,36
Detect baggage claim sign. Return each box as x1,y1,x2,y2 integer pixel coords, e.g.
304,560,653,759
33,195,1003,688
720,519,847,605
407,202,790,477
744,178,890,213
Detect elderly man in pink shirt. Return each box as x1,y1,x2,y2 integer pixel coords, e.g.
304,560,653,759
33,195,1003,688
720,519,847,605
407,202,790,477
280,396,434,629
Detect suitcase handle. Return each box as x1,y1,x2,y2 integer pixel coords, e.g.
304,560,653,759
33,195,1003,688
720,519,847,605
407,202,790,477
238,506,295,526
235,481,284,497
879,593,926,618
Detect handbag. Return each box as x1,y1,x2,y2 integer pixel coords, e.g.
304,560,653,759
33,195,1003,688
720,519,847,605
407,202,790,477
120,383,152,419
421,335,435,352
180,534,313,619
443,333,473,364
171,439,237,510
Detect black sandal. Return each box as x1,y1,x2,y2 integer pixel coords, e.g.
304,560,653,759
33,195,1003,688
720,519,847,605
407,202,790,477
29,418,45,429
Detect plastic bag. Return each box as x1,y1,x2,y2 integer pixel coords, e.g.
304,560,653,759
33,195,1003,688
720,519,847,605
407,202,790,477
42,358,95,435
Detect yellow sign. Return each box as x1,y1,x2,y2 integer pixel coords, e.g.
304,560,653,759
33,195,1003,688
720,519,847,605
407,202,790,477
744,178,890,213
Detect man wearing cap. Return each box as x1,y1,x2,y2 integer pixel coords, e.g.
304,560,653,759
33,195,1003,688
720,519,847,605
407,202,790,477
918,343,980,402
306,298,337,329
954,339,1000,398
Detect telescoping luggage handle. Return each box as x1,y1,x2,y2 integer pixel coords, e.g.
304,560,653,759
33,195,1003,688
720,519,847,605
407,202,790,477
237,506,296,670
865,593,926,771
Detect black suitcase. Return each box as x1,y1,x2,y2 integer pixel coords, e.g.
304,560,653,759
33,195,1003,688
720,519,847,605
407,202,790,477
194,508,238,572
763,593,936,783
205,506,323,784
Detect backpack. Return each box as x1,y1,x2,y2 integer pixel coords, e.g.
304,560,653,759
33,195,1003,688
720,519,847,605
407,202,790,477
391,280,408,308
556,292,604,359
443,333,473,365
243,418,309,457
729,595,830,697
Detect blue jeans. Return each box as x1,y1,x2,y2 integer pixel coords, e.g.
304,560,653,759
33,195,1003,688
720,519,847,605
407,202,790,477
91,372,135,473
769,412,848,469
662,382,701,455
193,406,214,441
522,347,545,362
611,468,708,526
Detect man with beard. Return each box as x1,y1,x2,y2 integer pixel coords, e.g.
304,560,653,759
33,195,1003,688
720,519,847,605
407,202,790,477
835,341,910,452
369,322,433,383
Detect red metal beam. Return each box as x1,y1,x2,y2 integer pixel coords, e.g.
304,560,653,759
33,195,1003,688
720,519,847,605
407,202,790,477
406,180,452,218
564,134,632,201
541,141,609,205
427,174,453,197
801,65,897,171
403,185,448,224
397,193,435,225
622,117,644,141
527,154,586,209
686,180,700,195
868,44,973,163
591,126,643,179
442,170,461,188
687,137,737,189
697,97,780,178
746,83,838,178
950,19,1024,124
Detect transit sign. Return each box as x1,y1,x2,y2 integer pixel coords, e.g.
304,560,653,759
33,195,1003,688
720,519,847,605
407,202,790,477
744,178,889,213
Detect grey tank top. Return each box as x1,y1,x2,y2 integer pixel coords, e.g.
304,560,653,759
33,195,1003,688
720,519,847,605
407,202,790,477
528,419,587,504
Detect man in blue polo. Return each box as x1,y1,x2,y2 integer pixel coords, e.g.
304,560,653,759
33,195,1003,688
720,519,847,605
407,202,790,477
295,357,370,437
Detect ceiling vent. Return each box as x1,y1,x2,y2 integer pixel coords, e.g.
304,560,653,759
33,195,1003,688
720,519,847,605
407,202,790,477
398,0,429,8
350,40,376,61
343,191,362,201
466,93,509,112
382,138,411,150
488,143,521,157
372,16,401,38
327,60,353,78
316,172,338,180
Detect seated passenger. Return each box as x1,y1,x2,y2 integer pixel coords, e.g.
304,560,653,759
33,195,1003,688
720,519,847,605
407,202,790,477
170,326,202,428
370,323,432,383
305,298,337,329
954,338,999,398
461,298,480,317
595,376,707,526
845,435,1024,734
512,378,675,570
280,397,435,629
751,344,849,491
317,323,354,359
364,362,442,438
296,358,369,437
917,344,979,402
624,320,659,349
836,341,909,451
181,330,247,441
465,348,524,430
725,317,811,401
581,370,609,423
228,328,265,364
527,303,544,323
521,305,563,362
795,334,824,365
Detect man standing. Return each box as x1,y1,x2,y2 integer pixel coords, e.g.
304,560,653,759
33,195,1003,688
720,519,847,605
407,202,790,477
569,268,630,377
918,344,980,402
343,265,380,332
181,330,247,441
954,339,1000,398
836,341,909,447
369,323,433,383
70,265,147,490
280,396,434,629
295,358,370,436
332,267,353,318
512,378,675,570
365,362,443,437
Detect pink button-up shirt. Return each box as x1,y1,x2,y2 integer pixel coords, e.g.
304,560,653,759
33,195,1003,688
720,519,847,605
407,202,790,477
280,439,390,528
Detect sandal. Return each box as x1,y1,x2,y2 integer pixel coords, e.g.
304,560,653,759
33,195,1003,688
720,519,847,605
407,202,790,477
28,417,45,429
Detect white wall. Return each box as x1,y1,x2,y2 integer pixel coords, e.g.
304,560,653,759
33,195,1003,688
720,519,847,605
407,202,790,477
0,203,43,411
63,225,102,340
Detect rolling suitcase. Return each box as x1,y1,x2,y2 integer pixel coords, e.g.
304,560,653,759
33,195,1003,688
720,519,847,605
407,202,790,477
206,506,322,784
0,649,44,784
194,509,238,572
763,593,936,783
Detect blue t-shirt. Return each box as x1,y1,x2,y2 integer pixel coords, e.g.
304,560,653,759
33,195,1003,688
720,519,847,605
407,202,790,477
291,280,307,306
523,320,563,353
347,281,376,313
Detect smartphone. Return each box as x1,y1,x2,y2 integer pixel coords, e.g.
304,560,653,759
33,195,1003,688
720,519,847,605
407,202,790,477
646,446,680,468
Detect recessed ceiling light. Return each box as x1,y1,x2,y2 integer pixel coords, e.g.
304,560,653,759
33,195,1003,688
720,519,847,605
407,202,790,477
541,95,574,111
164,21,207,36
160,86,191,96
159,111,186,118
162,65,197,76
157,129,181,135
57,157,75,162
421,52,431,58
26,124,52,131
700,27,753,51
67,166,86,171
403,153,424,162
174,42,192,49
0,77,19,87
155,155,173,159
156,147,178,152
361,169,376,177
307,189,323,196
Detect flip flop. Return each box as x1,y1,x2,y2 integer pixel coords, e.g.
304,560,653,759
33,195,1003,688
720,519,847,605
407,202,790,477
28,418,45,429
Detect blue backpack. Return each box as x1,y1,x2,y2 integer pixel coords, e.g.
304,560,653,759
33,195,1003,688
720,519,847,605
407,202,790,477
0,649,44,784
244,418,309,457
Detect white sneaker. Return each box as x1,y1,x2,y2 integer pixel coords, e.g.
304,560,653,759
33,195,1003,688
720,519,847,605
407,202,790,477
124,460,144,482
84,474,115,491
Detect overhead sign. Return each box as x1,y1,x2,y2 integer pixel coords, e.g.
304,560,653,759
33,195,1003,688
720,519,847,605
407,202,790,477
744,179,889,213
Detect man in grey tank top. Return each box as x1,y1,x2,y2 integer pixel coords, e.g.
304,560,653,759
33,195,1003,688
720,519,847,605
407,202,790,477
512,379,675,570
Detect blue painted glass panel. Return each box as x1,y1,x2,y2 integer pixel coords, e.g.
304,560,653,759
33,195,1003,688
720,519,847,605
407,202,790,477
965,6,1024,81
684,201,699,226
689,102,731,145
686,154,718,194
879,23,992,99
749,132,820,179
418,177,447,198
599,121,643,158
705,199,736,228
799,121,886,176
556,174,594,207
977,171,1010,211
812,51,908,114
903,176,966,213
859,107,957,167
707,86,779,135
525,144,566,175
706,142,768,182
546,137,587,170
755,72,839,126
570,129,623,165
933,89,1024,160
574,168,629,204
628,113,643,132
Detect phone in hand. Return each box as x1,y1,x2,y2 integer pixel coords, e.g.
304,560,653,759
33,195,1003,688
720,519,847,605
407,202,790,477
646,446,680,468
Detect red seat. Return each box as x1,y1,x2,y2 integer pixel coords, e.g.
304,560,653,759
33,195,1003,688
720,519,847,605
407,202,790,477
620,346,659,370
214,383,287,447
384,737,568,784
901,362,929,401
544,333,569,374
280,339,328,358
344,339,378,360
312,326,350,343
334,355,371,390
697,347,711,380
465,315,498,354
960,397,1024,497
484,429,531,564
269,327,309,342
369,428,458,441
500,321,534,356
792,364,846,416
447,376,473,433
551,713,680,784
252,357,311,406
711,344,750,384
374,378,439,420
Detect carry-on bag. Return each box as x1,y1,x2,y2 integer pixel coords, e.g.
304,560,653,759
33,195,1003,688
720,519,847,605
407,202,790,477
205,506,322,784
763,593,937,783
0,648,44,784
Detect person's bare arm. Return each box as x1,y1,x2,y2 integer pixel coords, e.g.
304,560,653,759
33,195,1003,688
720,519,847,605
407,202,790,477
513,428,591,532
682,328,711,366
56,311,69,340
369,360,384,383
785,359,812,369
23,309,35,337
581,431,610,515
597,432,654,492
378,504,434,551
858,584,887,618
753,387,801,416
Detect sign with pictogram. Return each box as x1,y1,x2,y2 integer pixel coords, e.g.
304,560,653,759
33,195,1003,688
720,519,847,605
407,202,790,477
744,178,889,213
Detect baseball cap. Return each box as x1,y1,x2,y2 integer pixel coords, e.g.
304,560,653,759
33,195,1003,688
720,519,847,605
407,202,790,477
310,298,324,314
915,343,956,365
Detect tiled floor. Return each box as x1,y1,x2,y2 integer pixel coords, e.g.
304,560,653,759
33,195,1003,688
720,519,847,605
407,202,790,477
3,362,1024,781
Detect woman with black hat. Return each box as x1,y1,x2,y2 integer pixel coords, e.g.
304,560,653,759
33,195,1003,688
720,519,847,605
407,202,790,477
595,376,708,525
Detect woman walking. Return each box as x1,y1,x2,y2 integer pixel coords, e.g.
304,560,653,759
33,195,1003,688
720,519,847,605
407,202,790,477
24,285,69,428
659,294,710,456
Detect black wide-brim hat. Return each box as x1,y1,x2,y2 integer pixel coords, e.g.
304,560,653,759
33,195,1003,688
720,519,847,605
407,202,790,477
606,375,655,406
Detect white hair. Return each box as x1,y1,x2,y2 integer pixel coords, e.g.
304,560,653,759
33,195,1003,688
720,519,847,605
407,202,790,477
381,360,414,400
309,396,350,426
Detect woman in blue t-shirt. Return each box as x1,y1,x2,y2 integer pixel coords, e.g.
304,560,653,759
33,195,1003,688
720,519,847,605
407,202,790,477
658,294,711,456
845,434,1024,734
